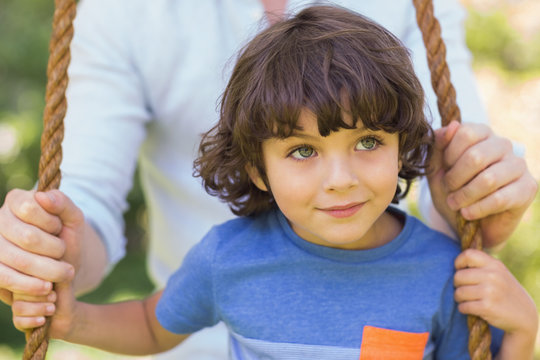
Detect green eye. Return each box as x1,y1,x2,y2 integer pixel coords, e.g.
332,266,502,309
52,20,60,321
291,146,315,159
357,137,378,151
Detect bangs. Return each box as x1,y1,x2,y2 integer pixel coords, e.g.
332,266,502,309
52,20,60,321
232,22,419,143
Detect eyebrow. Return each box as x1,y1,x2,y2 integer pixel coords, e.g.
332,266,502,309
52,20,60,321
288,125,369,139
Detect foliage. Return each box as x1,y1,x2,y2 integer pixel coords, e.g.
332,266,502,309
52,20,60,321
0,1,52,193
466,10,540,75
498,196,540,306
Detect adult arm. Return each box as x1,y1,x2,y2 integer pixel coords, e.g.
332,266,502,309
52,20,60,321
0,0,151,304
59,0,151,267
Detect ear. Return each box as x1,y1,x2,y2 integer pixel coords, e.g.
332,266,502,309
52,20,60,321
245,163,268,192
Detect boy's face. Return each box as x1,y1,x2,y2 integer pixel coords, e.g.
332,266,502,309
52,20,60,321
248,109,402,250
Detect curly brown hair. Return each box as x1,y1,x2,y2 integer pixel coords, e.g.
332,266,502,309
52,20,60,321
194,5,433,216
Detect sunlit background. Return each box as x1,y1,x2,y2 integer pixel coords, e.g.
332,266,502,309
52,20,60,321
0,0,539,358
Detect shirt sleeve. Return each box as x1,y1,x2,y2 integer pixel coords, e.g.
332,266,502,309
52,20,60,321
155,229,220,334
59,0,151,268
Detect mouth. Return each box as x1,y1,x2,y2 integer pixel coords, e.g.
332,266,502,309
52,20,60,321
318,202,365,218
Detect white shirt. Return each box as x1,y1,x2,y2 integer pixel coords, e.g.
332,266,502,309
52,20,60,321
60,1,487,357
63,0,487,283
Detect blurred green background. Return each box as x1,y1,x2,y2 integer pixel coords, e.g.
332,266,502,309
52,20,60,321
0,0,539,358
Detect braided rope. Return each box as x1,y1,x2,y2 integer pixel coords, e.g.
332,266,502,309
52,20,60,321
412,0,492,359
23,0,76,359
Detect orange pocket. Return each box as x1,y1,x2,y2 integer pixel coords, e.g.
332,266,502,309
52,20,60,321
359,325,429,360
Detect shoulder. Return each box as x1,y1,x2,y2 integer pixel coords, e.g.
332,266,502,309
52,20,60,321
208,211,274,238
392,209,461,279
199,210,279,255
406,213,461,255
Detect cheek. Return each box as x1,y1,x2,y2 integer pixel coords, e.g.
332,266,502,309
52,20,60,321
269,168,309,194
365,152,400,195
265,162,316,204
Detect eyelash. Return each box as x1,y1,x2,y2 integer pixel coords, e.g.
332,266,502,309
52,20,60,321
357,135,384,151
287,135,384,161
288,144,315,161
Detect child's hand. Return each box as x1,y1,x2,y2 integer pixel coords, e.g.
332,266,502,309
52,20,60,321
12,291,58,330
12,280,78,340
454,248,538,356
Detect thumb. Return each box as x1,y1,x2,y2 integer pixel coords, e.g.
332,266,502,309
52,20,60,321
36,190,84,274
34,190,84,229
427,126,447,182
428,121,460,180
0,288,13,306
49,278,77,340
54,278,74,304
454,249,488,270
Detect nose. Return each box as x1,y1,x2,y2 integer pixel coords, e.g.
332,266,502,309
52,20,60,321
322,156,359,192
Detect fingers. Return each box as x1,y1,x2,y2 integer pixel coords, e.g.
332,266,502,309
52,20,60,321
15,291,56,303
454,250,538,335
454,268,507,321
429,121,460,174
437,121,460,151
454,249,506,313
454,248,494,270
454,283,483,304
0,235,75,286
454,272,496,319
437,122,537,222
455,298,486,318
454,250,495,318
12,298,56,332
426,122,461,225
461,164,537,221
441,123,492,170
444,135,512,197
13,300,55,317
0,262,53,297
5,189,62,235
0,190,65,259
0,219,66,260
35,190,85,229
0,188,78,298
447,155,523,215
13,314,48,332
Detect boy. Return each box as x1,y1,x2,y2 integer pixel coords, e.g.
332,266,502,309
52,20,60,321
13,5,537,359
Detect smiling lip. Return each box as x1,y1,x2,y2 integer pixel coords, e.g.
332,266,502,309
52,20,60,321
319,202,364,218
